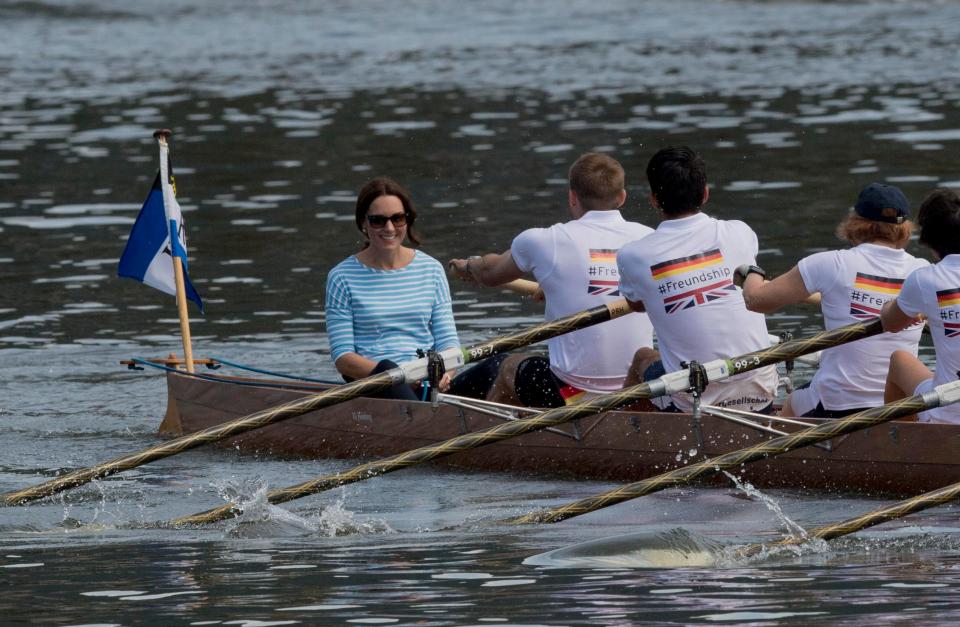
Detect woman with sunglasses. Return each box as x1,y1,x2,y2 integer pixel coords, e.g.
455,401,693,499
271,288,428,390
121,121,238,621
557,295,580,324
324,176,460,399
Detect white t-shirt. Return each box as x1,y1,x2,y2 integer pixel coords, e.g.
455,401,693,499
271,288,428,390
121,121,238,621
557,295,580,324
895,254,960,423
617,212,778,412
796,243,929,411
511,209,655,392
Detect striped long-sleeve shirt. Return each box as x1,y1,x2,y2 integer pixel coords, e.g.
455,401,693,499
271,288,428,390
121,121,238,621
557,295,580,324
325,251,461,366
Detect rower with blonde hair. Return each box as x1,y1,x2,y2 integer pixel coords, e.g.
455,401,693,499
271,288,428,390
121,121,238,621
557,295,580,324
740,182,928,417
449,152,655,407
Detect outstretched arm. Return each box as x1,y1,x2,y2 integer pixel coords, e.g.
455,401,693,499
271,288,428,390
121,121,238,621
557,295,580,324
740,265,814,314
449,251,524,287
881,299,922,333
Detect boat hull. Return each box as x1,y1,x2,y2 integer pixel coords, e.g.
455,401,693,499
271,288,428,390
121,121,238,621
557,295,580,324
162,371,960,496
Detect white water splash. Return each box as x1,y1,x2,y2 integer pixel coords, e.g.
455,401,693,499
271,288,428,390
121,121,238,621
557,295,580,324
723,471,808,538
211,478,392,538
720,472,831,564
306,493,393,537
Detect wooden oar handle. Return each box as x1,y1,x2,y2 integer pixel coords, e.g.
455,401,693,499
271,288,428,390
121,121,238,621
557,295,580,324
501,279,542,298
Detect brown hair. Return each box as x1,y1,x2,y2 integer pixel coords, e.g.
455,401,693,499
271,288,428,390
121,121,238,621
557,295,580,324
835,213,912,248
354,176,420,248
569,153,625,212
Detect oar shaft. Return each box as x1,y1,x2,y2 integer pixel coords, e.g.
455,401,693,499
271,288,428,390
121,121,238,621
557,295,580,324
3,300,630,507
172,318,880,526
811,482,960,542
2,372,397,506
457,299,628,364
171,382,656,525
510,388,929,525
734,478,960,560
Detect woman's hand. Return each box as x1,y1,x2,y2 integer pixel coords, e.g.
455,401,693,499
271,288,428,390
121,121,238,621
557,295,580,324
438,370,456,392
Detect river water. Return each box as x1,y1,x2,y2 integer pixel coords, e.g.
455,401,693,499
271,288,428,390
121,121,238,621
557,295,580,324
4,0,960,624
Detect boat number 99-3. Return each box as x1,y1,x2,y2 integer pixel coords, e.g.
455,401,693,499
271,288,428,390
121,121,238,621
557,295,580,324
732,356,761,371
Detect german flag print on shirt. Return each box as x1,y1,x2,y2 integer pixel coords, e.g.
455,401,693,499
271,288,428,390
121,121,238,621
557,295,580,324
937,288,960,338
849,273,904,319
589,249,618,263
587,248,621,296
853,273,904,295
937,288,960,307
650,249,723,280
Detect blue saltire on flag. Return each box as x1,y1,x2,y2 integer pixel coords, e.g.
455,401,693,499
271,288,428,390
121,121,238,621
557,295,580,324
118,171,204,313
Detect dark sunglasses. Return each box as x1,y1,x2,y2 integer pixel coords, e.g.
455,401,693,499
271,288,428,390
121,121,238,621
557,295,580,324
366,212,408,228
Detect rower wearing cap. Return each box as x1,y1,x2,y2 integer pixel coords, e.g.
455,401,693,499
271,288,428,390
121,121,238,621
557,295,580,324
740,182,928,418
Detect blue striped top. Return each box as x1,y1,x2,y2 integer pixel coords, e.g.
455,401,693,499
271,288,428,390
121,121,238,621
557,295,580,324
325,250,461,366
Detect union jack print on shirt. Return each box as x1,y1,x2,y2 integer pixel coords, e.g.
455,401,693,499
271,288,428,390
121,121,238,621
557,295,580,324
849,302,882,319
848,273,903,319
936,288,960,336
587,248,621,296
587,279,620,296
663,279,737,314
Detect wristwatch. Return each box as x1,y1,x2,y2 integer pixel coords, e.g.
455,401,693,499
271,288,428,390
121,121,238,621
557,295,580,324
466,255,482,280
734,264,766,287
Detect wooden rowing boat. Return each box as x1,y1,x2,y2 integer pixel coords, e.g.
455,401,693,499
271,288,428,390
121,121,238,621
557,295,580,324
159,370,958,497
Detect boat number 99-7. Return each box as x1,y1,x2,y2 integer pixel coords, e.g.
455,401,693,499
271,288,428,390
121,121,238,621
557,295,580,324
469,346,494,360
732,356,761,371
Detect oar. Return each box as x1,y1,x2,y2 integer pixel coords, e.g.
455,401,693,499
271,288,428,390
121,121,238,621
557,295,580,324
501,278,541,298
170,318,881,526
492,278,807,359
1,300,631,507
508,364,954,525
732,462,960,561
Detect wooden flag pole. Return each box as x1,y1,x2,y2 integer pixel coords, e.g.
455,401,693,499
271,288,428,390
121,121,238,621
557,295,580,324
154,129,195,373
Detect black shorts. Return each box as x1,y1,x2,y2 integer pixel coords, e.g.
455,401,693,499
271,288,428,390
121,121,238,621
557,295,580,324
513,355,581,408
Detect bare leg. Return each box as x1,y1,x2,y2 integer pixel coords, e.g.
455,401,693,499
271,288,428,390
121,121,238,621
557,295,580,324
884,349,933,404
620,346,661,412
485,353,531,405
779,393,796,417
623,346,661,388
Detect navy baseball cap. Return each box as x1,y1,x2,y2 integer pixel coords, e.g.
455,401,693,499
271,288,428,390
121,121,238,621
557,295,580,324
854,183,909,224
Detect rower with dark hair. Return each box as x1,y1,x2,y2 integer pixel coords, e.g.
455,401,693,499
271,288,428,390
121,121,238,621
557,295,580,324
617,145,778,413
739,182,928,417
882,187,960,424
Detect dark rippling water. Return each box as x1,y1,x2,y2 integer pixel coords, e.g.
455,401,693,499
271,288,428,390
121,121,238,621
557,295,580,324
4,1,960,624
